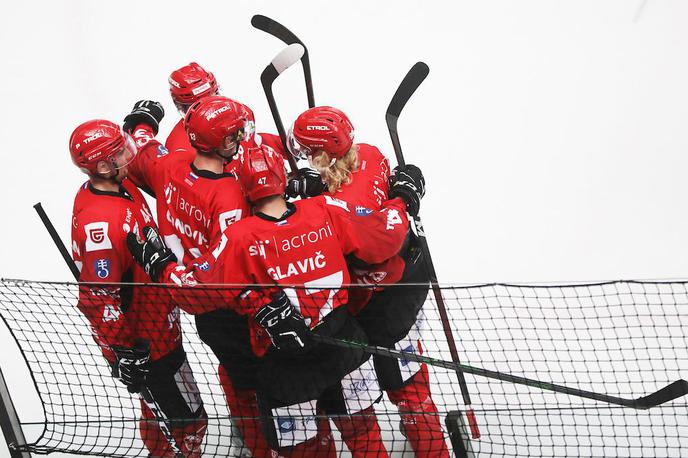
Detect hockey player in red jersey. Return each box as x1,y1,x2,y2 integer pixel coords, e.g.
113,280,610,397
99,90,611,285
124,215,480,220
121,97,268,457
166,62,219,151
287,106,450,457
69,120,207,458
127,144,427,457
166,62,285,162
123,97,250,264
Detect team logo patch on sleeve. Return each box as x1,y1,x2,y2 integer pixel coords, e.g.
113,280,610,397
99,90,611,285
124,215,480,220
156,145,169,157
193,261,210,272
94,259,111,279
219,209,242,232
355,206,373,216
84,222,112,252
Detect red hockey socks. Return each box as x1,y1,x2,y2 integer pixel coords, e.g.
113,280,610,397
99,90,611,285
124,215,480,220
332,406,390,457
387,365,449,458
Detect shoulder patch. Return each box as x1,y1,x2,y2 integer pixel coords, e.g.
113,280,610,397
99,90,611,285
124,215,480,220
324,195,349,212
355,206,373,216
219,209,243,232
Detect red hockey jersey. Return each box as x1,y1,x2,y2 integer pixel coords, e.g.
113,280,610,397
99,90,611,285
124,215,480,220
330,143,391,211
165,118,193,152
71,180,181,363
324,144,404,311
128,125,249,265
161,195,410,356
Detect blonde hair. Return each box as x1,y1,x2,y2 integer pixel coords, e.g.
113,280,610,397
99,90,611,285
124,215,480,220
309,146,359,193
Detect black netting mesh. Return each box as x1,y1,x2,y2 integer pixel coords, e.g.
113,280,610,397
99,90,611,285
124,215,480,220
0,279,686,457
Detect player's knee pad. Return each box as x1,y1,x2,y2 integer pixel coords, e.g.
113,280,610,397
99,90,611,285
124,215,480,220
331,406,389,458
139,403,207,458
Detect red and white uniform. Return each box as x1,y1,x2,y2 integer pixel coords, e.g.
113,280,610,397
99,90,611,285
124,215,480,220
128,124,249,265
165,119,194,152
71,180,180,363
325,144,450,458
161,195,409,356
324,144,405,312
329,143,390,211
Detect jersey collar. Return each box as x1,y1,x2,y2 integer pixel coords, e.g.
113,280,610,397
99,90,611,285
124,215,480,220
189,162,236,180
255,202,296,222
87,182,133,201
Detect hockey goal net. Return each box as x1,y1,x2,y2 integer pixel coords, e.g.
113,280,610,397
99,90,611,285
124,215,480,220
0,278,686,457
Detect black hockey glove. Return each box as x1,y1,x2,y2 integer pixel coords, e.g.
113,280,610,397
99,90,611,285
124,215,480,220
254,291,310,353
112,339,151,393
123,100,165,135
286,168,327,199
126,226,176,282
389,164,425,217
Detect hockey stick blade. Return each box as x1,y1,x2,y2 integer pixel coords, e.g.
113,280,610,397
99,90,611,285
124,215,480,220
386,62,429,166
252,15,315,107
270,43,305,76
632,379,688,409
260,44,305,173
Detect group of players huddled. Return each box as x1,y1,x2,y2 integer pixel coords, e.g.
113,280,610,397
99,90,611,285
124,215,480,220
69,62,448,457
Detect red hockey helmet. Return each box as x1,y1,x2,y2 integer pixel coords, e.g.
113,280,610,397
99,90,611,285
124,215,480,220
169,62,219,113
69,120,137,175
288,106,355,160
238,145,286,202
184,96,255,159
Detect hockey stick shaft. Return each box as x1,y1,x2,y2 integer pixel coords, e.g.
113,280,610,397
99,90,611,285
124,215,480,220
33,203,80,281
385,63,480,438
312,333,688,409
251,15,315,108
260,44,305,173
32,203,184,455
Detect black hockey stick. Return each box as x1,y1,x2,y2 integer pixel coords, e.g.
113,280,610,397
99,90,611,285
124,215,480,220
260,43,306,173
34,203,81,280
251,15,315,108
386,62,481,439
32,203,184,457
312,333,688,410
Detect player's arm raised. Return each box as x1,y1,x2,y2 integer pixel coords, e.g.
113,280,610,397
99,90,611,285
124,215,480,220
121,100,169,196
